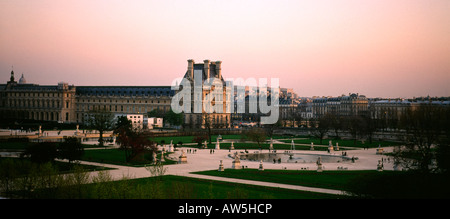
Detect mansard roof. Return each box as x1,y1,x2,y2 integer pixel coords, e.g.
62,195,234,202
2,83,59,91
75,86,174,96
183,60,225,83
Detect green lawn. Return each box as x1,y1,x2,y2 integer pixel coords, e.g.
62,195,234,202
0,141,113,150
81,148,177,167
52,174,343,199
0,141,33,150
193,169,371,191
129,175,344,199
0,157,112,176
193,169,450,198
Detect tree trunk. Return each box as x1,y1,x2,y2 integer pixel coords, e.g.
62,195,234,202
98,129,104,147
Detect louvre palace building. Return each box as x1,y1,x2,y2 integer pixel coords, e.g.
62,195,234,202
0,69,174,125
0,59,231,129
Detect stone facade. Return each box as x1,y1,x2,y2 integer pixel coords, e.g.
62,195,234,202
180,59,231,129
0,70,173,124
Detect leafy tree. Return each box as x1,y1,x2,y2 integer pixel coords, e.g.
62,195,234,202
58,137,84,163
116,128,156,163
192,133,208,147
114,116,132,134
147,109,165,118
23,142,58,164
164,109,183,126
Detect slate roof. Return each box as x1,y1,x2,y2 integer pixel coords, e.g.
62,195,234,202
75,86,174,96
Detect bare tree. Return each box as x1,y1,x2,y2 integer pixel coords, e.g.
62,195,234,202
343,115,366,146
244,127,267,150
329,113,342,139
86,109,115,147
202,113,213,144
312,114,332,144
396,104,447,173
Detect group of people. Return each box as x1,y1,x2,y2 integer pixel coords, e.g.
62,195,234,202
186,148,197,154
273,158,282,164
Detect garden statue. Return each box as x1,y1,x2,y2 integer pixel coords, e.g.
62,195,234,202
218,160,224,171
316,156,323,172
328,140,334,153
269,138,273,151
178,150,187,164
259,160,264,171
377,160,383,171
215,138,220,150
232,152,241,169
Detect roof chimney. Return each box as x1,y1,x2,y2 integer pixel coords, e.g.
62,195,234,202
203,59,210,79
187,59,194,79
215,61,222,79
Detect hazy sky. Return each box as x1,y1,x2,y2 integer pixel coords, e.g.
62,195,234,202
1,0,449,98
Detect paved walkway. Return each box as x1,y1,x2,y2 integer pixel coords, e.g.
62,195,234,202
74,144,395,196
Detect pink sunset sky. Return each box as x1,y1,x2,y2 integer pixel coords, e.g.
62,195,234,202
1,0,449,98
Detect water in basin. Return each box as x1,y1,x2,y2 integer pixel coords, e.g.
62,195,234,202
239,153,350,163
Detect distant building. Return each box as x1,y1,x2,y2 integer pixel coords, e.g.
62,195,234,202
312,93,369,118
279,97,300,120
147,117,163,129
298,98,313,120
126,114,144,130
0,70,77,123
369,98,450,122
18,74,26,84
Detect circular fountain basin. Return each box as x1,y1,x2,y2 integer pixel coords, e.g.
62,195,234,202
239,152,351,163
